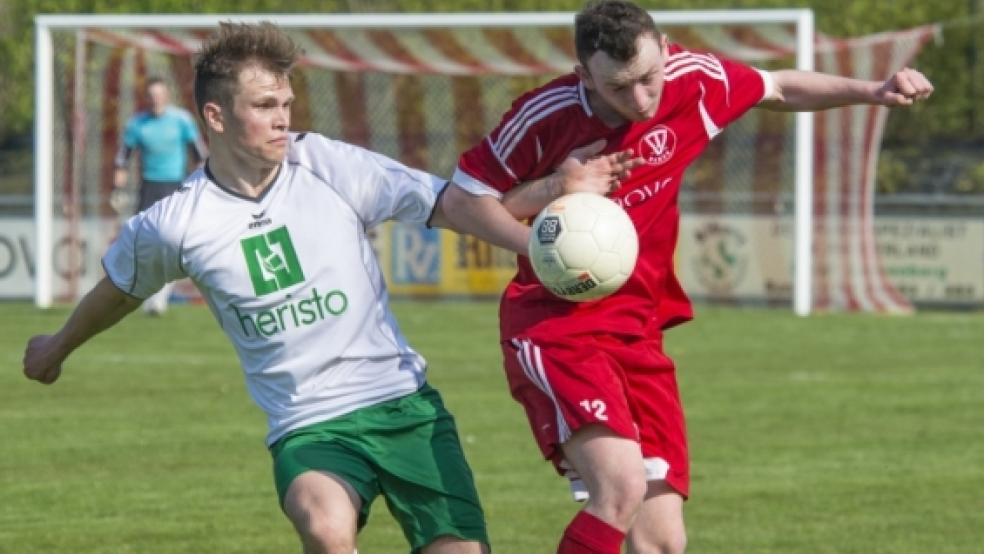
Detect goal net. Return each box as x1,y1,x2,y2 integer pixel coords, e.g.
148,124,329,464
32,11,934,313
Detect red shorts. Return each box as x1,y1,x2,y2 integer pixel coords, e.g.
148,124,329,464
501,332,689,498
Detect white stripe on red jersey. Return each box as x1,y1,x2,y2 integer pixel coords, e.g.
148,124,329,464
493,85,581,161
665,52,729,89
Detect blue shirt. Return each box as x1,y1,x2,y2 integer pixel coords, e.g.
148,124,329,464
122,107,201,182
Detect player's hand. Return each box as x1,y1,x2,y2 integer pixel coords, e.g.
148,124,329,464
113,168,129,189
556,139,644,196
876,67,933,106
23,335,66,385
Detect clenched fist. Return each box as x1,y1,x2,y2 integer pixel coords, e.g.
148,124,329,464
23,335,66,385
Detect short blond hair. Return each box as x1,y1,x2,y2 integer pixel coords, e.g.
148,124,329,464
193,21,301,118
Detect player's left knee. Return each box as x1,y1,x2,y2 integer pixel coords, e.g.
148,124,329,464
628,537,686,554
628,522,686,554
660,531,687,554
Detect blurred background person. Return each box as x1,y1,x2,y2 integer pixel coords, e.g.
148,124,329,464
113,76,206,316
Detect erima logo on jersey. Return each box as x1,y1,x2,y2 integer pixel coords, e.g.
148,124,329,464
249,209,273,229
241,226,305,296
249,217,273,230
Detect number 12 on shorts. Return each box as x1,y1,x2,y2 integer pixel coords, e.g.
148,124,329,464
580,399,608,421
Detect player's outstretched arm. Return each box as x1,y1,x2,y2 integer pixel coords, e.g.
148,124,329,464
501,140,643,219
23,277,142,385
760,67,934,112
432,185,532,256
435,140,642,254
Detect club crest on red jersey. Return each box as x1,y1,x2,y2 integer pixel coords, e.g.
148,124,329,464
639,125,677,166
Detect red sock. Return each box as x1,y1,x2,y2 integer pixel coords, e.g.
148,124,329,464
557,510,625,554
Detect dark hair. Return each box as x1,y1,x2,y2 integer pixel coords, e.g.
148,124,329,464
575,0,661,65
193,21,301,119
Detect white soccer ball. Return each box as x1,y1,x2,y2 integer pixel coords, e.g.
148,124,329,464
528,192,638,302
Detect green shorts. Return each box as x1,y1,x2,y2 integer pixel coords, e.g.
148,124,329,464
269,384,489,552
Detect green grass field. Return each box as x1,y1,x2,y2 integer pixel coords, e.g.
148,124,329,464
2,301,982,553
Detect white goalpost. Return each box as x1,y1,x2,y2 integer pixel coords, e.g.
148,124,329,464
34,10,817,312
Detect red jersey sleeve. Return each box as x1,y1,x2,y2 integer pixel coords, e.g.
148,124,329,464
454,75,587,197
666,49,768,135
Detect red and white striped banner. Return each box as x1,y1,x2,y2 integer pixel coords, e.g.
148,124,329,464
811,26,939,312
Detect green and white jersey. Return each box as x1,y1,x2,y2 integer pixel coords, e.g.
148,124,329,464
103,132,445,445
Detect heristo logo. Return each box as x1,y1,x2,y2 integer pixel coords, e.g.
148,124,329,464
241,226,305,296
235,226,348,338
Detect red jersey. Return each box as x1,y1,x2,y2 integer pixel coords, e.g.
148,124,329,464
454,45,769,339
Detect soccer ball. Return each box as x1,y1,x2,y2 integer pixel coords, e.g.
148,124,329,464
528,192,638,302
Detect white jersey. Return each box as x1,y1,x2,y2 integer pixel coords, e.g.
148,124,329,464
103,132,445,445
